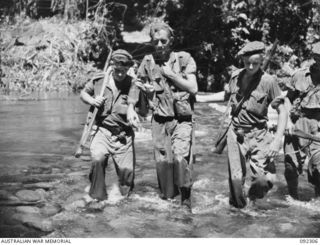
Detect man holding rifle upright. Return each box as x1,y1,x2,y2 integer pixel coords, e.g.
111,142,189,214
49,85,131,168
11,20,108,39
80,49,139,203
283,42,320,200
226,41,288,209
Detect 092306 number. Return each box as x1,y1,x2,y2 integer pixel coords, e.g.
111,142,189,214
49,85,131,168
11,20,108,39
300,239,318,244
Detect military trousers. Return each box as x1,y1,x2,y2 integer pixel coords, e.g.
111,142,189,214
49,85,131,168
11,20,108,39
227,126,276,208
284,116,320,198
151,115,194,200
88,126,135,200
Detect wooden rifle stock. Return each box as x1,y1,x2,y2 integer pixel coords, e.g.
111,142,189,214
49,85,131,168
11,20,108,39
286,129,320,143
74,48,113,158
212,39,279,154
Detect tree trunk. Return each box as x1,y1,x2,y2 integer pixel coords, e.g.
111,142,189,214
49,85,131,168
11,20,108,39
86,0,88,21
64,0,69,20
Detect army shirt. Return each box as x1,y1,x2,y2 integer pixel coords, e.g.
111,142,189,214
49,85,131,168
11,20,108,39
83,72,135,133
228,68,282,128
287,67,320,115
135,51,197,117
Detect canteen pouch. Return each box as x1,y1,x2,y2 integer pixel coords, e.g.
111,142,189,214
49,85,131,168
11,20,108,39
174,92,193,117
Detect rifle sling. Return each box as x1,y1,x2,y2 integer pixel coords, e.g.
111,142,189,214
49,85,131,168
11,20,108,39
214,40,279,151
232,70,262,117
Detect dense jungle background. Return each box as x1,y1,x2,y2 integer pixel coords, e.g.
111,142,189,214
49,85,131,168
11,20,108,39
1,0,320,95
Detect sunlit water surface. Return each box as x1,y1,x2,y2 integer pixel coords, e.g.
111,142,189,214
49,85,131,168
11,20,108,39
0,94,319,238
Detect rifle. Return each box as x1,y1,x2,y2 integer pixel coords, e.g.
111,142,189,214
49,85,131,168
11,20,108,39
284,128,320,142
74,47,113,158
212,39,279,154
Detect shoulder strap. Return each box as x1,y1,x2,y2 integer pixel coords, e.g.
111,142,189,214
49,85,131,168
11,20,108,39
143,55,156,82
231,70,263,117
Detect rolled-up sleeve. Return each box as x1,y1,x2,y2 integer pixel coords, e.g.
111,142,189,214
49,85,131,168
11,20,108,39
83,79,95,96
127,82,140,106
268,76,284,109
185,56,197,74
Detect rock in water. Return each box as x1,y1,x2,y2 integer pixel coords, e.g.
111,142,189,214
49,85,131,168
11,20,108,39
16,190,42,202
16,206,41,214
24,182,57,190
0,190,11,200
64,199,86,211
23,217,54,232
35,188,49,200
41,203,62,217
0,190,20,201
279,223,294,233
14,213,54,232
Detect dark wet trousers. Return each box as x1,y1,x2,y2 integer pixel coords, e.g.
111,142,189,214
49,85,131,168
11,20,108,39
89,157,108,200
88,127,135,200
155,158,192,202
284,117,320,199
89,155,135,200
152,116,193,202
227,127,275,208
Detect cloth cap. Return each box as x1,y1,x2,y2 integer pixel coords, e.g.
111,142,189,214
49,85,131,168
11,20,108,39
311,42,320,55
111,49,133,66
237,41,265,56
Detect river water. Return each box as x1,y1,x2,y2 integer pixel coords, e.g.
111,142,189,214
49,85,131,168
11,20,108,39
0,94,320,238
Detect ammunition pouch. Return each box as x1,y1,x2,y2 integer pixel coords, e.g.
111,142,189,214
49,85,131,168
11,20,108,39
234,123,267,144
173,92,194,117
174,99,193,117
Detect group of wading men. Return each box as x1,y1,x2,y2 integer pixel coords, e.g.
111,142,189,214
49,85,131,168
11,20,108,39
79,22,320,211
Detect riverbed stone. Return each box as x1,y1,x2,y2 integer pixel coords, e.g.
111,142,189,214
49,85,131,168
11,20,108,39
233,224,272,237
84,214,96,219
279,223,294,233
21,215,54,232
51,168,61,174
16,206,41,214
35,188,48,199
24,182,57,190
7,194,20,201
64,199,86,211
71,161,85,168
0,190,10,200
0,190,19,202
41,203,62,217
15,190,41,202
43,231,65,238
67,171,87,177
80,155,91,161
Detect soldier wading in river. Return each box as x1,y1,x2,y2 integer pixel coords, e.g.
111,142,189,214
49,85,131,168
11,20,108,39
127,22,198,211
80,49,139,203
226,41,288,208
284,42,320,199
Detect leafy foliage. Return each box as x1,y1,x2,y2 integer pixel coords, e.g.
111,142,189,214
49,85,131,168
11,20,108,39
1,0,320,92
115,0,317,91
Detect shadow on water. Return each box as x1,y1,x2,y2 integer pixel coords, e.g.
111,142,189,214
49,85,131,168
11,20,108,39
0,96,320,237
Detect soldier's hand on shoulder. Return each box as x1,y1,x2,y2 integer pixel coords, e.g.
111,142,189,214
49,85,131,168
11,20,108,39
161,63,176,79
92,95,105,108
135,80,155,93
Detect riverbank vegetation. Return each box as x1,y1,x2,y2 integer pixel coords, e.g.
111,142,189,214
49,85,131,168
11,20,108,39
1,0,320,96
